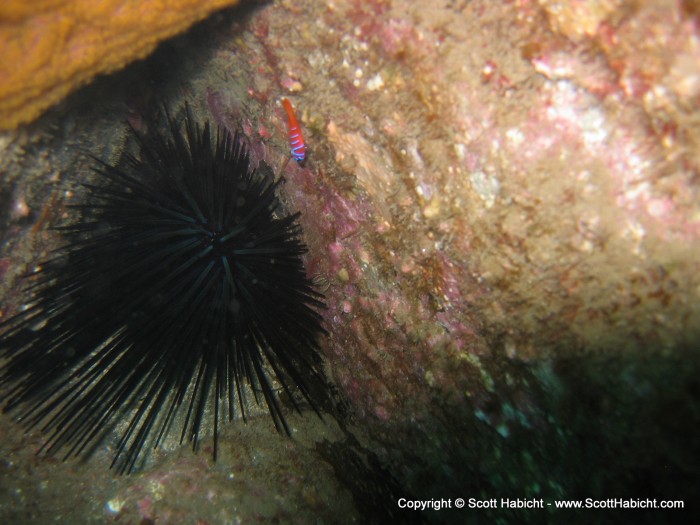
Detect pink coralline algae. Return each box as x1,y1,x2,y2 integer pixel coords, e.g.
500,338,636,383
235,0,699,514
1,0,700,523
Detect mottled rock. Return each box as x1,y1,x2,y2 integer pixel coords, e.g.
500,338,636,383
1,1,698,523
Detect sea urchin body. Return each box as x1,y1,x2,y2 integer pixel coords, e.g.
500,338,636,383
0,107,327,473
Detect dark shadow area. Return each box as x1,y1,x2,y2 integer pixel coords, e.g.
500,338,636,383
378,340,700,524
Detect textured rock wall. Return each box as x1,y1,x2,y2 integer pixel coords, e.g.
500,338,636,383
1,1,698,523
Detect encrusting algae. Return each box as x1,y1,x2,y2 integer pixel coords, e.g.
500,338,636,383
0,0,240,130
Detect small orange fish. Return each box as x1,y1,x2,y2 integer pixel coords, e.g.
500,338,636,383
282,98,306,162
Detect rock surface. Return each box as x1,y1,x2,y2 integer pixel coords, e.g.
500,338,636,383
0,1,698,523
0,0,242,129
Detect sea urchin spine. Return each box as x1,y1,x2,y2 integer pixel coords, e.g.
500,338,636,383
0,107,328,473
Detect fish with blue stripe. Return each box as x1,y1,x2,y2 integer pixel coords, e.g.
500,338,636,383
282,98,306,163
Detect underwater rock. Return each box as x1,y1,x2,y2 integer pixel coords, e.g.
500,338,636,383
0,0,241,129
1,0,698,523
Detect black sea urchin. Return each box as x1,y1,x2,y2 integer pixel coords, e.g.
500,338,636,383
0,108,327,473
